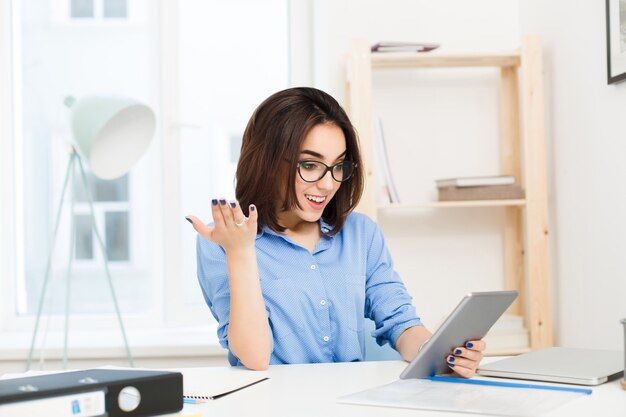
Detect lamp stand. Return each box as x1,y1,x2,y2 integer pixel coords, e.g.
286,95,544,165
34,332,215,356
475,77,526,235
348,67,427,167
26,148,134,370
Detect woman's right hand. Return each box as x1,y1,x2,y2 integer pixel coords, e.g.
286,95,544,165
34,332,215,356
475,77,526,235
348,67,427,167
186,199,258,253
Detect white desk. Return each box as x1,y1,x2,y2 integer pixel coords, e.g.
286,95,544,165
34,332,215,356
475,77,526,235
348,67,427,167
177,361,626,417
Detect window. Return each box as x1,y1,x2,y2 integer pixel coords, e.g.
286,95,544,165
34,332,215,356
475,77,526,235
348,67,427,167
71,0,95,18
1,0,305,338
176,0,291,311
11,0,159,319
73,173,130,264
103,0,127,18
70,0,128,19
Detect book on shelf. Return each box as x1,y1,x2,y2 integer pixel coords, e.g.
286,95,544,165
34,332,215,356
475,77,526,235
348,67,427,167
436,175,516,188
484,314,529,354
371,41,440,53
438,184,524,201
373,116,400,203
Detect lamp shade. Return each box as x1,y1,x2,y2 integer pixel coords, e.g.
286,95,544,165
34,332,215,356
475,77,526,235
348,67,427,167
66,95,156,180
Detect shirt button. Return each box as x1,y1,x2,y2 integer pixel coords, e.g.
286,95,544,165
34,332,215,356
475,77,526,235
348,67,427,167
310,264,316,270
320,300,326,306
323,336,330,342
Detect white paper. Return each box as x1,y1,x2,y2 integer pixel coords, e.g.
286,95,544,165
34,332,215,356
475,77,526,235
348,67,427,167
337,378,587,416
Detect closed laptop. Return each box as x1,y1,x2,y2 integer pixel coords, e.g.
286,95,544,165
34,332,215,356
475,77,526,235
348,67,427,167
477,347,624,386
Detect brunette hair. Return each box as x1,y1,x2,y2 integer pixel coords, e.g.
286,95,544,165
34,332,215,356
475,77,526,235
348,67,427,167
235,87,364,235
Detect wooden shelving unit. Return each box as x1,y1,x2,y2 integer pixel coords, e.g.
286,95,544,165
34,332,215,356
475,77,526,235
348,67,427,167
344,36,553,351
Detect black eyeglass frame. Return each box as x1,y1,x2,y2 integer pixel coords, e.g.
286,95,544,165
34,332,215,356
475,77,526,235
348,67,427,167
296,160,357,183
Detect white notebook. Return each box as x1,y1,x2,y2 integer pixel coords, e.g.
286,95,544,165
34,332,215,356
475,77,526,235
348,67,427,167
178,367,269,400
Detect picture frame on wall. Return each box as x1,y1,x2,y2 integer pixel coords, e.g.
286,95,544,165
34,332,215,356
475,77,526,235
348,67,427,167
606,0,626,84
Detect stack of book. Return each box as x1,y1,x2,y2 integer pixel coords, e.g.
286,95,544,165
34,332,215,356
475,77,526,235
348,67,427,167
435,175,524,201
483,314,530,356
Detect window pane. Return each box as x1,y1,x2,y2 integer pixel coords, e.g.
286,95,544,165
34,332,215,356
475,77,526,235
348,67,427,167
179,0,289,306
103,0,128,18
105,211,129,261
71,0,95,18
17,0,159,316
74,214,94,260
74,172,129,202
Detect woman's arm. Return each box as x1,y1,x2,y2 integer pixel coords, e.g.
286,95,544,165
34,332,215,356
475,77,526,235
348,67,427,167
188,200,271,370
225,246,272,370
395,325,433,362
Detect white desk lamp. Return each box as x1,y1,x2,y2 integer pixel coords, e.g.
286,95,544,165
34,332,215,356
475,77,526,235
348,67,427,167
26,95,156,370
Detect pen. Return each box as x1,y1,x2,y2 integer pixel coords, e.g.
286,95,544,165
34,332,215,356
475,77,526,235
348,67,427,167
424,375,593,395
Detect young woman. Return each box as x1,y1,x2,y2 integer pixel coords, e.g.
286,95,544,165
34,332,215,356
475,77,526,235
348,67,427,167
186,87,485,374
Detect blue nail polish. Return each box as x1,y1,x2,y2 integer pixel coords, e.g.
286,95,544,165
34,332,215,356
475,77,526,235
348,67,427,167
448,363,455,367
230,201,236,208
250,205,256,212
185,216,192,224
466,342,474,349
212,199,218,206
219,199,226,205
454,349,462,355
448,356,455,362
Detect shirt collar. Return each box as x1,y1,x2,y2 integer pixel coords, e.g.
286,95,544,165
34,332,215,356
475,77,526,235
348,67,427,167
257,219,335,240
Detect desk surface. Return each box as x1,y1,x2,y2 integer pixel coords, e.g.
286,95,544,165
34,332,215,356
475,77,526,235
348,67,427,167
176,360,626,417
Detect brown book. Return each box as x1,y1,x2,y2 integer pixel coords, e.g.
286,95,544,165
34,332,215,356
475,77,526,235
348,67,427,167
438,185,524,201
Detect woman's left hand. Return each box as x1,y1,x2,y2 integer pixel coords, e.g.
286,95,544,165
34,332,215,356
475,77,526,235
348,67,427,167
446,339,486,378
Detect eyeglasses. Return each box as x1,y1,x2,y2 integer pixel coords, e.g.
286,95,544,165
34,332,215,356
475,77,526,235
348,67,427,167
297,160,357,183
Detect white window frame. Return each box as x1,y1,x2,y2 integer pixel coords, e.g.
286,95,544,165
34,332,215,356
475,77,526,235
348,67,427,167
0,0,312,349
0,0,17,333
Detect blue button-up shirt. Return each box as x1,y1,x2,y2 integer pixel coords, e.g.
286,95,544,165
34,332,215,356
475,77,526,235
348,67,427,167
196,212,422,365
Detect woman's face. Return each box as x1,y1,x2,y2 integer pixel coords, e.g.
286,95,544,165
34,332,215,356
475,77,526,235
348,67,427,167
281,123,347,227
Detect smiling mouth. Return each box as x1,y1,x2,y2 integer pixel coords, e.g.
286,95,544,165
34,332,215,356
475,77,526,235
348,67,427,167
305,194,326,203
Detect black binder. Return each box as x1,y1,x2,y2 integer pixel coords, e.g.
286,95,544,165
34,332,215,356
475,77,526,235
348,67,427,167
0,369,183,417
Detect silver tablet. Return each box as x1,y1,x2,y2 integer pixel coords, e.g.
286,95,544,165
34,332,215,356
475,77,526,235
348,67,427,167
399,290,518,379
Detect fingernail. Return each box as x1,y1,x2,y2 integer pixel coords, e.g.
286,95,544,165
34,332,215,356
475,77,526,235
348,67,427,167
466,342,474,349
185,216,192,224
230,201,236,208
454,349,462,355
448,363,455,367
212,199,218,206
447,356,455,362
250,205,256,212
219,199,226,206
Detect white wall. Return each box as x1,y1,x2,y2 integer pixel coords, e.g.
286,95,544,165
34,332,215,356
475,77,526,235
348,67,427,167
313,1,525,328
520,1,626,350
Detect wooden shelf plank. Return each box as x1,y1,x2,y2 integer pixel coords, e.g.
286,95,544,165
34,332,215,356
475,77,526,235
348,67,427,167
377,199,526,210
371,51,521,69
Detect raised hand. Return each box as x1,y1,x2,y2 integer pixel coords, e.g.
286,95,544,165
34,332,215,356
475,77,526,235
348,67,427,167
186,199,258,253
